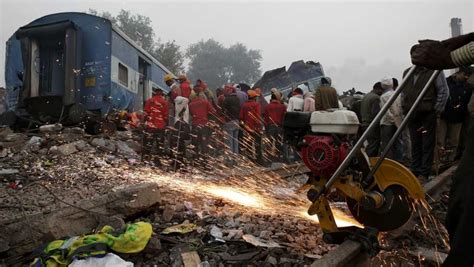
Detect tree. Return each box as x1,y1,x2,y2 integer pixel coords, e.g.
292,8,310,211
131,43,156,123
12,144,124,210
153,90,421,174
152,40,185,75
88,9,184,74
186,39,262,89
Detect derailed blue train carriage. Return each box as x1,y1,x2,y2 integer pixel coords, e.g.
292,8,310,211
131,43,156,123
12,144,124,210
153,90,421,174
5,12,172,124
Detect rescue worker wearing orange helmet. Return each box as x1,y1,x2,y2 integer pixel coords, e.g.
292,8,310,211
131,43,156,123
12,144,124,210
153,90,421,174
164,74,181,101
240,89,264,165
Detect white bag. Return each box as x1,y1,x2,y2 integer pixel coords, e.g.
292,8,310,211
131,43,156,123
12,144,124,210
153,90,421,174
69,253,134,267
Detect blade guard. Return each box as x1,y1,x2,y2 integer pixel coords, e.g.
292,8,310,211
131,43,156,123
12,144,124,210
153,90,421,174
369,157,424,200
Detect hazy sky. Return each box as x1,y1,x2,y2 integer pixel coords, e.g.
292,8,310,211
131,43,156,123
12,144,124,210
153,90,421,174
0,0,473,92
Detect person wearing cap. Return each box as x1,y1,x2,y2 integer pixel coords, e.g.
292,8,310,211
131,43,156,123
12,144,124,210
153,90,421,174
314,77,339,111
177,74,192,99
287,87,305,112
164,74,181,101
240,89,264,165
143,87,169,166
401,65,449,182
379,77,403,163
189,88,216,168
270,88,284,104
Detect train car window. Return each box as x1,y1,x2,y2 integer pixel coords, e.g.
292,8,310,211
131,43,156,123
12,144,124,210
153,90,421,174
118,63,128,87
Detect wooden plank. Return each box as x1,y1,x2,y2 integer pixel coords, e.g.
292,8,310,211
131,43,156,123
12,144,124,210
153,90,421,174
181,251,201,267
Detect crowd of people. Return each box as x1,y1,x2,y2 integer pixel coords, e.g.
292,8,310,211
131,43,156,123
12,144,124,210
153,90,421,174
139,74,340,171
139,63,473,182
357,66,473,183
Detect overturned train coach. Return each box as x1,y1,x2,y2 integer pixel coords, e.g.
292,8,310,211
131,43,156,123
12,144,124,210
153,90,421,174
4,12,172,125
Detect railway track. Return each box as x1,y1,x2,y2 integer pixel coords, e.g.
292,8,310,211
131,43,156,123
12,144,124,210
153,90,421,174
311,165,458,267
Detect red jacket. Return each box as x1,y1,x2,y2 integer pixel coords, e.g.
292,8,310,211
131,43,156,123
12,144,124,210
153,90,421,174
240,100,262,132
264,100,286,126
180,81,192,98
144,95,169,129
189,97,215,126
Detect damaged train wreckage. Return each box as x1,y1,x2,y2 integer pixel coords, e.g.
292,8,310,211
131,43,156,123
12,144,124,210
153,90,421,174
3,12,172,131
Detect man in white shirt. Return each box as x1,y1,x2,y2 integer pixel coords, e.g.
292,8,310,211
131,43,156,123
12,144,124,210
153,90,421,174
287,87,305,112
379,77,403,162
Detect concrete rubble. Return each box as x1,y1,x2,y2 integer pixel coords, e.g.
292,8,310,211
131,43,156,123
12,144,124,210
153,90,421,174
0,125,449,266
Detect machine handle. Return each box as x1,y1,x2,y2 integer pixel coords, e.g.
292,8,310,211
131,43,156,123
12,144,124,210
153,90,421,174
365,69,441,182
317,65,419,197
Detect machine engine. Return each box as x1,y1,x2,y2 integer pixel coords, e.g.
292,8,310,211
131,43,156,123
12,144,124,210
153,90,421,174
283,109,424,245
301,135,350,178
285,109,359,178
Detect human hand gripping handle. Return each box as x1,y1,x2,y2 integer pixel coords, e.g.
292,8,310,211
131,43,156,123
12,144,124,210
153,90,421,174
410,33,474,69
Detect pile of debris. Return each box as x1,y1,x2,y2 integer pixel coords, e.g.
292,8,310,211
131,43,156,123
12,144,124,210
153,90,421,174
0,124,339,266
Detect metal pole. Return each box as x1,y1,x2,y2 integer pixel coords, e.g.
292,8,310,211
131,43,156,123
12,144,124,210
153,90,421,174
313,65,419,199
366,70,440,181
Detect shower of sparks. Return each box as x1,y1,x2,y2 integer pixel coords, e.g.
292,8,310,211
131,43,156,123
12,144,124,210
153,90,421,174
146,168,360,228
202,186,265,208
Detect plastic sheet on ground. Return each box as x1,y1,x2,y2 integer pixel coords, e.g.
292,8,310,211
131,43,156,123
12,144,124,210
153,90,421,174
69,253,133,267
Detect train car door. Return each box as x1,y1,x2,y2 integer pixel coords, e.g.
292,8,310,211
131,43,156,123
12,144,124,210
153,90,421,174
16,21,82,118
135,57,150,111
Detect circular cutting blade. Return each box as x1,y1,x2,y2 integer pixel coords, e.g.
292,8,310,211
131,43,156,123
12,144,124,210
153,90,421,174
346,185,414,232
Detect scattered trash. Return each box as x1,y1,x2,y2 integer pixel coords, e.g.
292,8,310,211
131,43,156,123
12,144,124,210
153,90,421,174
242,234,281,248
8,180,22,190
69,253,133,267
162,221,198,234
31,222,152,266
39,123,63,133
210,225,225,242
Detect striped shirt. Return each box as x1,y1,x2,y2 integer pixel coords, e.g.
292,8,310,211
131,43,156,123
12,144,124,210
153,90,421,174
451,41,474,67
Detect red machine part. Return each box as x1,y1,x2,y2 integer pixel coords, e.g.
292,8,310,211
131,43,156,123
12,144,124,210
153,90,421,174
301,135,350,177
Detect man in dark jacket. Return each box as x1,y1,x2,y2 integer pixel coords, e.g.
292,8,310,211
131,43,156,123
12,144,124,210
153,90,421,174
222,85,241,164
438,68,473,164
402,67,449,181
264,93,287,162
315,77,339,111
360,82,384,156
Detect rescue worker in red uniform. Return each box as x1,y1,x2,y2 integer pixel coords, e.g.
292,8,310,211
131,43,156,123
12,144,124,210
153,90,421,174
143,87,169,166
189,86,215,168
240,89,264,165
177,74,192,99
264,92,287,162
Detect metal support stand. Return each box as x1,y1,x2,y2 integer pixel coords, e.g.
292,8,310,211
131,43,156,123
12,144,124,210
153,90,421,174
366,70,441,181
312,65,432,199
